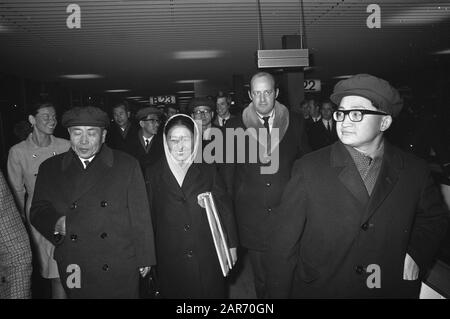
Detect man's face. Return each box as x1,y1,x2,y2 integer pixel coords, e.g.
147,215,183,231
216,97,230,117
336,96,391,149
249,75,278,116
321,102,334,121
300,102,310,118
166,107,178,119
140,114,160,137
192,106,213,128
308,100,320,117
113,106,130,128
30,106,57,135
69,126,106,159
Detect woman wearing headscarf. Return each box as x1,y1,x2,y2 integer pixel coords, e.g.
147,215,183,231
7,102,70,298
145,114,238,298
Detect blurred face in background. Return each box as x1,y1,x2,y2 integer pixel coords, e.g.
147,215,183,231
69,126,106,159
29,106,57,135
140,114,160,137
216,97,230,118
167,125,193,163
321,102,334,121
192,106,213,129
113,105,130,129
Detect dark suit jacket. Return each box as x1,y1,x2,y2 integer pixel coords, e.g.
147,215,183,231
213,114,236,128
105,122,139,157
221,113,310,251
145,159,238,298
266,141,449,298
30,146,156,298
309,119,338,151
128,130,164,173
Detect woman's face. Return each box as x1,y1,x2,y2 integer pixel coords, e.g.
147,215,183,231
31,106,57,135
167,125,193,162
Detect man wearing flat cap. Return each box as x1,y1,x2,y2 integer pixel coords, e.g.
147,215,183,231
30,106,156,298
266,74,448,298
128,107,164,173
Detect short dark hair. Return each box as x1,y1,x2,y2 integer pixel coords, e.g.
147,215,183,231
216,91,232,104
112,101,130,113
164,115,194,137
28,102,55,116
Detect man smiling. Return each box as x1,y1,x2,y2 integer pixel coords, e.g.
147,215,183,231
266,74,448,298
30,106,155,298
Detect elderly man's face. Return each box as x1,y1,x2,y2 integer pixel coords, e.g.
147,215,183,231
192,106,213,128
336,96,391,150
113,105,130,128
69,126,106,159
249,75,278,116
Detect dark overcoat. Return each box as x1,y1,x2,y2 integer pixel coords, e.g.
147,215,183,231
31,146,156,298
221,113,310,251
266,141,448,298
145,159,238,298
128,130,164,173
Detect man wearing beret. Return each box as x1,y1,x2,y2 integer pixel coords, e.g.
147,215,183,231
30,106,156,298
265,74,448,298
128,107,164,173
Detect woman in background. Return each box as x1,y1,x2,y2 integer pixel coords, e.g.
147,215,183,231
7,102,70,298
145,114,238,298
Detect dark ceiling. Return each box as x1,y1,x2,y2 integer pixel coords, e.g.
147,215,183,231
1,0,449,108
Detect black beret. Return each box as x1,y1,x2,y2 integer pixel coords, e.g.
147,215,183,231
61,106,110,128
330,74,403,117
188,97,216,114
136,107,162,121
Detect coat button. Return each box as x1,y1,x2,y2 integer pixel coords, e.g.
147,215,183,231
267,207,272,213
361,223,369,231
355,265,364,275
266,182,271,187
184,224,190,231
187,250,193,258
102,264,109,271
101,201,107,208
70,234,78,242
100,232,108,239
70,202,77,209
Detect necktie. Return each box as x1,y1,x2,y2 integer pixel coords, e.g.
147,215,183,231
83,160,90,169
222,118,227,127
326,121,331,132
262,116,270,135
145,139,150,151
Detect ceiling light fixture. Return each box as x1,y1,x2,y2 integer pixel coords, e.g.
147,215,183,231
177,90,195,94
60,74,103,79
432,48,450,55
172,50,225,59
332,75,353,80
105,89,130,93
175,79,206,84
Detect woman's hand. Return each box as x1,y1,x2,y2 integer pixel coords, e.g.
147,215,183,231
230,247,238,267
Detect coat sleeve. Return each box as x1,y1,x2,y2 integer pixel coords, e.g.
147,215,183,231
211,166,239,248
7,147,26,215
264,159,308,298
407,168,449,273
127,160,156,268
30,161,63,244
0,171,32,299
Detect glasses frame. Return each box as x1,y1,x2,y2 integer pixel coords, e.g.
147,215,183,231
333,109,388,122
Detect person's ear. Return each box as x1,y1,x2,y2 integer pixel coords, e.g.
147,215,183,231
380,115,392,132
102,129,107,143
275,88,279,99
248,90,253,101
127,111,131,118
139,120,145,128
28,115,36,127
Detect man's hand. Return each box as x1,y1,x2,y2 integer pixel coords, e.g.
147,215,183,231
140,266,151,278
230,247,238,267
54,216,66,236
403,253,419,280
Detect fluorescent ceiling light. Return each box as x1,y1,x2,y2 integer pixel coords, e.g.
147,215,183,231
172,50,225,59
0,25,9,32
60,74,103,79
105,89,130,93
175,79,206,84
385,6,450,25
177,96,193,99
333,75,353,80
177,91,195,94
432,48,450,55
126,96,144,99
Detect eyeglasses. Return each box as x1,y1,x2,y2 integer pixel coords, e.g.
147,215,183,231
168,136,191,145
192,110,211,117
251,90,274,98
333,109,388,122
142,118,160,124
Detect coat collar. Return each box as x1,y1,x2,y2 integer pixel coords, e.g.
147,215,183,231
61,144,113,171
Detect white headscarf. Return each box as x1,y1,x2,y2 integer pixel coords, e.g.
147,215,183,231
163,114,201,187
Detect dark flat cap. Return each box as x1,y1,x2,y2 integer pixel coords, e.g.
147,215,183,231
330,74,403,117
61,106,110,128
188,97,216,114
136,107,161,121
